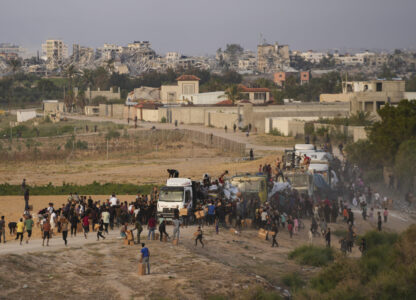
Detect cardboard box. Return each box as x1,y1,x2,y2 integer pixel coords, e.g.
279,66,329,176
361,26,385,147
94,224,100,231
162,235,168,242
258,229,268,240
77,223,83,233
123,239,130,245
172,239,178,246
179,208,188,216
245,219,252,227
194,211,204,219
138,263,146,276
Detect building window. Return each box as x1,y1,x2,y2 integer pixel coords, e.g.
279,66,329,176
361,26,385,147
254,93,266,100
183,84,195,95
376,82,382,92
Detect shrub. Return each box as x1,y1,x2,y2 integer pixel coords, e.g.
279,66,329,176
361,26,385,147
75,140,88,150
288,245,334,267
105,130,120,140
281,272,305,292
304,122,315,135
269,128,283,136
160,116,167,123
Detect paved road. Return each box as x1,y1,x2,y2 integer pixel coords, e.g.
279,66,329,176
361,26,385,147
65,114,289,153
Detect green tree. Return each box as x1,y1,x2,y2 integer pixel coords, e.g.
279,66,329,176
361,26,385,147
368,100,416,166
394,140,416,190
223,85,242,105
8,59,21,74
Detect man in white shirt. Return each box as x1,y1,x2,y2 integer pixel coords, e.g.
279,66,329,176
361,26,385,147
109,194,119,207
101,210,110,234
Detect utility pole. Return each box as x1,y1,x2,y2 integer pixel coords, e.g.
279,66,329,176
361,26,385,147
106,139,109,160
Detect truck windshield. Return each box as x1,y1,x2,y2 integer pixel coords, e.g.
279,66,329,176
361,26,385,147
159,187,184,202
231,179,261,192
286,174,309,188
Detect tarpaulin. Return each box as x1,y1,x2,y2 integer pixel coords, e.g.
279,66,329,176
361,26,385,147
268,182,291,200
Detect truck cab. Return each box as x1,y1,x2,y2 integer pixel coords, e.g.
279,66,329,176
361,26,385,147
157,178,193,219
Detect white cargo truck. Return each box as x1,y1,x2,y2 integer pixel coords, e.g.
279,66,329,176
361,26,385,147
157,178,194,219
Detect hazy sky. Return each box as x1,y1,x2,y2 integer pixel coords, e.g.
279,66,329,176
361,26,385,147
1,0,416,56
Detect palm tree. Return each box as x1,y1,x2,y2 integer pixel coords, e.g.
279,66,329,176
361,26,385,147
63,64,80,111
224,84,242,105
82,69,95,103
76,89,87,110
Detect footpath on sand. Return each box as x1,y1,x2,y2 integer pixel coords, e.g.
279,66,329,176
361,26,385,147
65,114,288,152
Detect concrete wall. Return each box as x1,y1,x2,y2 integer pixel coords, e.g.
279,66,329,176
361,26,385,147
17,110,37,123
160,85,179,103
353,126,367,142
205,112,239,129
84,106,99,116
313,123,368,141
265,119,305,136
86,87,120,101
123,106,137,120
139,109,160,122
43,101,65,114
242,103,350,133
98,104,125,118
320,93,352,103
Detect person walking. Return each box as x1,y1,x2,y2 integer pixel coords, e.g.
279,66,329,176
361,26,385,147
172,217,182,240
271,223,279,247
24,188,30,211
60,215,69,246
42,219,51,246
134,217,143,244
194,226,204,247
0,216,5,243
383,208,388,223
377,212,382,231
16,218,25,245
158,220,169,242
140,243,150,275
24,215,34,244
70,213,79,237
97,220,106,241
82,214,89,239
101,209,110,234
325,228,331,248
147,216,156,240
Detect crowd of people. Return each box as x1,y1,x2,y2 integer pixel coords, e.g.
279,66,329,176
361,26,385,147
0,145,397,260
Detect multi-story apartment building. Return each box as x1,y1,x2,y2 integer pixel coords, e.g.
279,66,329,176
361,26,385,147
257,42,290,73
0,43,24,60
41,39,67,68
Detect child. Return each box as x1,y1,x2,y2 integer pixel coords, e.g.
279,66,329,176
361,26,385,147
195,226,204,247
97,220,105,241
294,218,299,234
